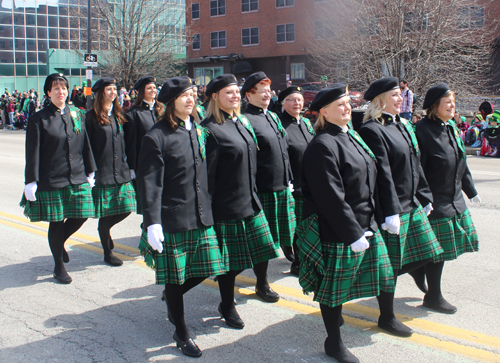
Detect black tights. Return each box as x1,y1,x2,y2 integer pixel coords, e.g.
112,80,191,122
48,218,87,275
425,261,445,299
217,270,239,309
98,212,130,256
252,261,270,290
320,304,344,350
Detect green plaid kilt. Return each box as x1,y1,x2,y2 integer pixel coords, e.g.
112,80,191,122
214,210,279,271
258,189,296,248
19,183,95,222
132,179,143,215
138,225,226,285
296,214,395,308
428,209,478,262
294,196,305,224
381,205,443,269
92,181,137,218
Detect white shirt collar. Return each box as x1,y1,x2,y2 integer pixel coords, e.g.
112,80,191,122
382,111,396,120
144,99,155,108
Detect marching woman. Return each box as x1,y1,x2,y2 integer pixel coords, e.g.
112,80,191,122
241,72,296,301
201,74,279,328
357,77,443,336
85,78,136,266
414,83,480,314
298,83,394,363
124,76,163,213
21,73,96,284
278,86,315,275
137,77,226,357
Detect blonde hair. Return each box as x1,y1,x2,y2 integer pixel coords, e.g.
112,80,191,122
362,92,391,125
204,91,241,125
314,113,327,132
426,91,456,120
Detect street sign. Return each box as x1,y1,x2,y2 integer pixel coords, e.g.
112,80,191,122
84,53,98,67
86,69,92,80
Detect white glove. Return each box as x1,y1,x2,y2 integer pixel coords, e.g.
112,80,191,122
470,195,481,204
350,235,370,252
288,181,294,193
87,172,95,188
24,181,37,201
423,203,434,216
130,169,136,179
364,231,373,238
147,224,164,253
381,214,400,235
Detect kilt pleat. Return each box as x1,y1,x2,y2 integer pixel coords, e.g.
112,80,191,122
131,179,143,215
381,205,443,269
258,189,296,248
428,209,478,262
296,214,395,308
138,225,226,285
294,196,304,225
20,183,95,222
92,181,137,218
214,210,279,271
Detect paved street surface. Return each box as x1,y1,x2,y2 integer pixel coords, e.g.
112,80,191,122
1,129,499,363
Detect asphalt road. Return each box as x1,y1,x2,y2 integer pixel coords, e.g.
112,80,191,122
1,129,499,363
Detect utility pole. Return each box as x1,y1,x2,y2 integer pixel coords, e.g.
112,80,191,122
86,0,92,109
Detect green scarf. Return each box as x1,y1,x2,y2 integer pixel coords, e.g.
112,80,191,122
197,105,206,120
268,110,287,138
347,129,376,160
68,106,84,134
300,116,315,136
237,114,259,149
447,119,466,160
399,117,419,156
195,122,209,160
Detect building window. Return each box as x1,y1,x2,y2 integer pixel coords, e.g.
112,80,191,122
276,23,295,43
242,27,259,46
291,63,305,80
192,34,200,50
358,15,380,36
211,30,226,48
192,3,200,19
276,0,294,7
195,67,224,85
314,20,335,40
210,0,226,17
457,6,485,29
242,0,258,12
404,11,428,33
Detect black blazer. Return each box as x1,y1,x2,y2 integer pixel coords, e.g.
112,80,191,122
280,111,314,197
85,109,131,186
137,118,213,233
302,123,378,246
124,102,158,170
358,114,432,216
243,104,292,192
201,113,262,221
415,116,477,218
25,103,96,191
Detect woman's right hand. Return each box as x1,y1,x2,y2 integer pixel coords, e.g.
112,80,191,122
381,214,400,235
147,224,164,253
350,235,370,252
24,182,37,201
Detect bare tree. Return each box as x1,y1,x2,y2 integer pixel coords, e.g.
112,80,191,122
308,0,499,102
74,0,186,87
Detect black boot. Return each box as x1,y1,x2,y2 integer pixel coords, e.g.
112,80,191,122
423,261,457,314
320,304,359,363
217,271,244,329
377,290,413,337
253,261,279,302
49,222,72,284
98,216,124,266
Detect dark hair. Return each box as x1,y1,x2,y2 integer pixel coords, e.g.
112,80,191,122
157,99,178,130
401,80,408,85
49,78,69,94
94,88,127,126
133,85,165,116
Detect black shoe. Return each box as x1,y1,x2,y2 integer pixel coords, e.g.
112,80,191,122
423,295,457,314
290,262,300,276
378,317,413,337
281,246,295,262
218,303,244,329
408,267,428,293
62,248,70,263
104,253,123,266
173,332,202,358
109,237,114,250
53,268,72,284
255,285,280,302
324,338,359,363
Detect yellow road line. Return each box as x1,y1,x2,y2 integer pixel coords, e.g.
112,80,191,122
2,211,500,361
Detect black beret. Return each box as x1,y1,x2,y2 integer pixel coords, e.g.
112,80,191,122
205,74,238,98
157,76,194,105
241,71,268,95
364,77,399,101
309,82,348,112
44,73,68,95
278,86,303,104
92,77,116,93
134,76,156,90
423,83,451,109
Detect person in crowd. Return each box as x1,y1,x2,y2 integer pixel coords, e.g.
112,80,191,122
241,72,296,301
13,111,26,130
399,80,413,120
124,76,163,214
85,77,137,266
298,83,394,363
278,86,315,276
70,85,79,102
201,74,279,329
21,73,96,284
413,83,480,313
122,94,132,112
411,113,422,125
466,114,485,147
138,77,226,358
358,77,443,337
483,110,500,156
6,97,15,126
454,111,470,136
28,95,37,116
118,87,127,106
